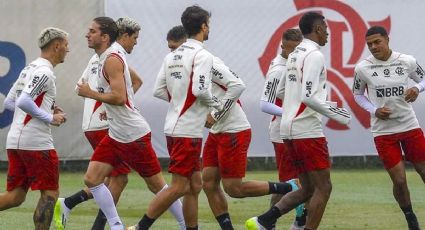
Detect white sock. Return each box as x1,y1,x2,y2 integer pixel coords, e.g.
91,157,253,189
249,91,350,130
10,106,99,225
89,184,123,230
159,184,186,229
59,198,71,216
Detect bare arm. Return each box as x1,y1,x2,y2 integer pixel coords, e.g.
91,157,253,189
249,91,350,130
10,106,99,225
77,56,127,105
129,67,142,93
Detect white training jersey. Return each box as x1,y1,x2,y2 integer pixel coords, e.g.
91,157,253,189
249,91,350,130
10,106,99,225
79,54,108,132
279,39,351,139
261,54,286,143
154,39,222,138
353,51,424,136
209,57,251,134
6,58,56,150
97,43,150,143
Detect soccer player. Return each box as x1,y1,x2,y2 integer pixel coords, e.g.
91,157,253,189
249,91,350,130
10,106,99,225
0,27,69,229
353,26,425,230
260,28,307,230
130,6,222,230
164,25,294,230
76,17,183,230
246,12,352,230
54,18,185,230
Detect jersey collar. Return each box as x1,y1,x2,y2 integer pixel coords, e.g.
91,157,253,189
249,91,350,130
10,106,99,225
303,38,320,49
186,38,204,48
37,57,54,70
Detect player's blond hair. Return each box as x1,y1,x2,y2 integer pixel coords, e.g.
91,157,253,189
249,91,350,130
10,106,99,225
38,27,68,49
116,17,141,37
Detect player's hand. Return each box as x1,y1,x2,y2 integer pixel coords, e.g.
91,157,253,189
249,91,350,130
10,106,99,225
53,105,64,114
76,79,92,98
51,113,67,126
99,111,108,121
375,106,392,120
405,87,419,103
204,113,216,129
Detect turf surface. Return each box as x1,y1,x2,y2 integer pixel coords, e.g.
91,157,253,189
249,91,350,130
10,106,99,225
0,169,424,229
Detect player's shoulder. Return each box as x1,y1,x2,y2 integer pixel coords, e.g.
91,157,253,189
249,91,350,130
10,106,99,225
212,56,227,68
356,55,375,68
396,52,416,64
88,53,99,63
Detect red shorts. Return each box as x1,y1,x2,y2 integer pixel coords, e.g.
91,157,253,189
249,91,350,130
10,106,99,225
273,142,297,182
284,137,330,174
202,129,251,178
91,133,161,177
6,149,59,191
374,128,425,169
166,136,202,178
85,129,131,177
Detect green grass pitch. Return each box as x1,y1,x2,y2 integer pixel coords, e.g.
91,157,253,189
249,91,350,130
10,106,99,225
0,169,424,229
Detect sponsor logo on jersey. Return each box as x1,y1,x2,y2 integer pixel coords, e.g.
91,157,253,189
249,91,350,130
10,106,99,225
395,67,404,76
91,66,97,74
211,67,223,79
199,75,205,89
370,64,384,69
353,76,361,90
265,82,272,95
372,72,378,77
229,69,239,78
416,65,424,79
170,72,182,79
376,86,404,97
180,45,195,50
305,81,312,97
173,55,182,60
288,74,296,82
383,69,390,77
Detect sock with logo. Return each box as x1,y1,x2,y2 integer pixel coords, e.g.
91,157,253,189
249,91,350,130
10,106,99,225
401,205,420,230
64,190,89,210
268,181,292,195
137,214,156,230
89,184,123,230
257,206,282,229
216,213,234,230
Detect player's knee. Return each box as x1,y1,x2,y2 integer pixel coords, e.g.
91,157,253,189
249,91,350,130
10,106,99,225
223,184,243,198
84,174,102,188
202,180,217,192
9,194,26,207
392,176,407,188
114,174,129,187
315,180,332,199
190,182,203,195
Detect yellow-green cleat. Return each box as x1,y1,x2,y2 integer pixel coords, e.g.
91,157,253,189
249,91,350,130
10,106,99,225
53,198,69,230
245,217,269,230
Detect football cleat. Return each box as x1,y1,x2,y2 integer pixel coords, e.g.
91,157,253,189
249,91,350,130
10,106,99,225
54,198,69,230
245,217,272,230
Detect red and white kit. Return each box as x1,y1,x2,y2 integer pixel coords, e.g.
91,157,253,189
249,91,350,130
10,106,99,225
261,54,286,143
354,51,425,168
203,57,251,178
91,43,160,177
154,39,222,177
6,57,59,191
277,39,351,173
